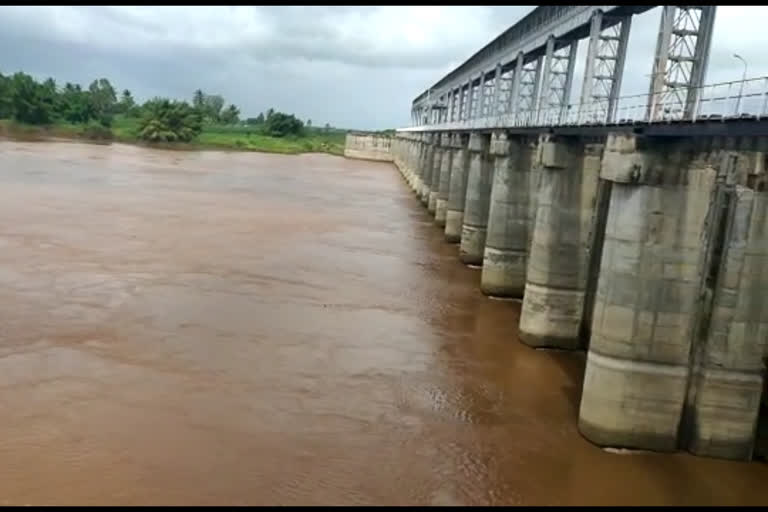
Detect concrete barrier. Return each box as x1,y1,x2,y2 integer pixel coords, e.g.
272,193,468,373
344,133,393,162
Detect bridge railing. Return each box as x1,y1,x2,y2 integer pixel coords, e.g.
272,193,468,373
398,76,768,132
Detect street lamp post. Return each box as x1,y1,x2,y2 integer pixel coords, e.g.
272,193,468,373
734,54,748,115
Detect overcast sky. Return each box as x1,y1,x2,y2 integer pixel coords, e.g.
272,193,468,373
0,5,766,130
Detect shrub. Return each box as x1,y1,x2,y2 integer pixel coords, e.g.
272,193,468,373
82,120,113,141
264,112,304,137
138,99,202,142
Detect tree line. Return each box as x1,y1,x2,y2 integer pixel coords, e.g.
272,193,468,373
0,70,311,143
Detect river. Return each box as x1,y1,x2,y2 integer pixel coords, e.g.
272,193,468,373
0,139,766,505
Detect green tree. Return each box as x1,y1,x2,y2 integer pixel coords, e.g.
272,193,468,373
264,111,304,137
255,112,265,124
138,98,203,142
203,94,224,122
57,82,96,123
42,77,57,96
220,104,240,124
306,119,312,128
88,78,117,116
192,89,205,110
10,72,55,124
266,108,274,120
0,72,14,119
117,89,135,113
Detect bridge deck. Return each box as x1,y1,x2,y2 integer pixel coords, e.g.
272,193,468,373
397,118,768,138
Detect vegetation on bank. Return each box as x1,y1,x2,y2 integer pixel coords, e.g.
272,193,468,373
0,70,349,155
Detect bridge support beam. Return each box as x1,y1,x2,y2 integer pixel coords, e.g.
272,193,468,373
687,182,768,459
519,135,602,349
460,132,495,265
481,133,537,297
429,135,444,215
436,133,454,227
408,138,418,190
402,138,413,188
579,135,716,452
445,133,471,243
419,133,435,205
411,137,423,193
578,134,768,460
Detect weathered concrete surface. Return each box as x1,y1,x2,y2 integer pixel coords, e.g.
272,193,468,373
579,136,715,453
401,139,415,188
428,141,443,215
420,134,435,206
459,133,494,265
393,138,410,186
445,134,471,243
404,139,417,191
392,133,768,463
519,137,601,349
481,134,536,297
413,138,426,197
435,134,454,227
685,179,768,460
344,133,393,162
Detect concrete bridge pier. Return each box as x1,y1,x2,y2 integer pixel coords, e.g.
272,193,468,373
403,138,415,188
396,138,408,183
402,137,415,191
519,135,602,349
445,133,471,243
459,132,494,265
578,134,768,460
414,136,427,197
687,183,768,460
419,133,435,206
428,135,444,215
435,133,454,227
481,132,537,297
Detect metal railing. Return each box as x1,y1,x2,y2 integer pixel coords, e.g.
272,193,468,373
398,76,768,132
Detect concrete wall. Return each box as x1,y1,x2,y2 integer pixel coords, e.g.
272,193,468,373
344,133,393,162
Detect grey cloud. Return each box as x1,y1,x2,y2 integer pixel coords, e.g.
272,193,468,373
0,6,766,129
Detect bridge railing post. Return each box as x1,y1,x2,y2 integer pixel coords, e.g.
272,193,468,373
759,77,768,120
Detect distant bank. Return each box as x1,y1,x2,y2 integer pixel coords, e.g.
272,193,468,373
0,117,351,156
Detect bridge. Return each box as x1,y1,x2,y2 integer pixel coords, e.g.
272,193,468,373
345,4,768,462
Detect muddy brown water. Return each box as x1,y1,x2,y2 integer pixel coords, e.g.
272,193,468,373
0,139,766,506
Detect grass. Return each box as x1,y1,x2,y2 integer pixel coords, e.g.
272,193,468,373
112,115,347,155
0,119,108,141
0,115,348,156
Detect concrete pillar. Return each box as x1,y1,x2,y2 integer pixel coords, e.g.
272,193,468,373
395,138,406,182
435,133,454,227
459,132,494,265
428,135,444,215
408,138,418,190
402,138,413,186
420,134,435,206
414,137,426,197
681,141,768,460
685,186,768,459
445,133,471,243
519,135,602,349
578,134,714,453
403,138,413,189
481,133,537,297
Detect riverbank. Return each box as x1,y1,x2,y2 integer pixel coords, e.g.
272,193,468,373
0,117,347,156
